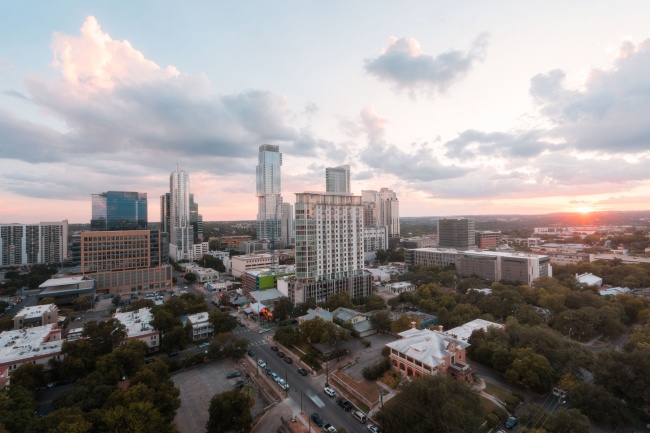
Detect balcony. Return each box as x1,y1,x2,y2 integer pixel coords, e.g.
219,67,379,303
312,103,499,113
447,361,475,378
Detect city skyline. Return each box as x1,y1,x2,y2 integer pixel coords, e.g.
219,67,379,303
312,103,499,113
3,2,650,223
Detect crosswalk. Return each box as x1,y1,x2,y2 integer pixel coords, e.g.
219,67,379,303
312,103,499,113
248,340,268,347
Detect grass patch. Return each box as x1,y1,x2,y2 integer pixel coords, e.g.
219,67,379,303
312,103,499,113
478,396,499,415
484,383,512,402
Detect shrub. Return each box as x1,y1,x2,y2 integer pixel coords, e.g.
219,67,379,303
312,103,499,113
362,358,391,381
381,346,391,357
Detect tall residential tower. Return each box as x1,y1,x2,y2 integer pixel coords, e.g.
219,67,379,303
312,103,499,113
362,188,400,247
325,165,351,193
169,166,193,261
256,144,283,242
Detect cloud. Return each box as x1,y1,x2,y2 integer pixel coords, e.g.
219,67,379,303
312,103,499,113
444,129,555,161
364,33,489,95
356,107,471,182
530,38,650,154
0,16,326,199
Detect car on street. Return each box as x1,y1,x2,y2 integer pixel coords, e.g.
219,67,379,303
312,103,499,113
234,379,248,388
239,322,246,327
270,372,280,382
323,423,337,433
297,368,308,376
258,359,267,368
168,351,179,358
258,328,270,334
277,379,289,390
324,387,336,397
271,346,278,351
284,356,293,364
336,398,352,411
198,342,209,348
505,416,518,429
247,350,255,357
226,371,241,378
276,351,285,358
311,413,324,427
368,424,381,433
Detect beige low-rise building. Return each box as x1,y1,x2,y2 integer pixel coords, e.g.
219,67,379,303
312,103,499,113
0,324,64,372
13,304,59,330
114,308,159,353
187,312,213,341
231,254,273,277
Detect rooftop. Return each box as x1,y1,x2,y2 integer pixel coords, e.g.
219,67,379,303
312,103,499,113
39,275,94,288
445,319,504,342
15,304,57,319
387,328,469,368
250,289,284,302
114,308,156,338
301,307,334,322
187,312,210,325
0,324,63,364
332,307,365,322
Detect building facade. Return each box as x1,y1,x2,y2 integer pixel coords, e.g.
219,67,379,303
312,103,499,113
187,312,214,341
475,230,501,249
231,254,273,277
281,203,295,246
80,230,172,294
114,308,159,353
437,218,477,250
285,192,371,304
0,324,64,372
0,221,68,266
361,188,400,245
189,193,203,242
363,226,388,260
13,304,59,330
256,144,283,242
325,165,351,193
169,166,193,261
91,191,147,231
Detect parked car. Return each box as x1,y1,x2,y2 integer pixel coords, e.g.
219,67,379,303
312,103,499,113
270,372,280,382
505,416,518,429
258,359,267,368
271,346,278,351
324,387,336,397
168,351,179,358
258,328,270,334
198,342,209,348
277,379,289,390
284,356,293,364
311,413,324,427
247,350,255,357
323,423,337,433
297,368,308,376
367,424,381,433
234,379,248,388
336,398,352,411
276,351,285,358
226,371,241,378
239,322,246,327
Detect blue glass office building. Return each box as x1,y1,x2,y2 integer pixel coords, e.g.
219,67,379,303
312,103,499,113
91,191,148,231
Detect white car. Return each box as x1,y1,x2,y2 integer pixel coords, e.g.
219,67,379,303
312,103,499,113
323,424,337,433
324,387,336,397
258,359,267,369
277,379,289,390
368,425,381,433
258,328,270,334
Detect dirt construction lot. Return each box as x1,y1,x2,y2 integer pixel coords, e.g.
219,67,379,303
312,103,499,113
173,359,267,433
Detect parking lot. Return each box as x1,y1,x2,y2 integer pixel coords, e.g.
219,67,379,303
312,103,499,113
172,359,268,433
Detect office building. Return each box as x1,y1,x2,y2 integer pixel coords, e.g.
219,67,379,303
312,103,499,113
405,248,552,285
169,166,193,261
326,165,351,193
256,144,283,242
437,218,477,250
0,221,68,266
362,188,400,246
37,276,96,305
80,230,172,295
475,231,501,249
13,304,59,330
90,191,147,231
281,203,295,245
279,192,371,304
160,193,170,235
189,193,203,242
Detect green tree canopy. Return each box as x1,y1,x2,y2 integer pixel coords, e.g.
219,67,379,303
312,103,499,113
369,310,392,334
206,389,254,433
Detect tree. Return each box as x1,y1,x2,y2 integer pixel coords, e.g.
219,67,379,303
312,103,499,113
0,386,37,433
208,310,238,334
545,407,590,433
593,346,650,414
365,295,386,311
321,322,350,357
391,313,419,334
160,325,187,352
377,376,483,433
505,348,553,393
10,363,47,391
184,272,197,283
208,240,219,251
82,319,127,357
569,383,628,427
100,400,175,433
38,297,56,305
272,297,293,321
369,310,392,334
323,292,354,310
150,309,181,334
273,327,301,347
207,333,249,360
36,406,92,433
200,254,226,272
299,317,327,343
206,390,253,433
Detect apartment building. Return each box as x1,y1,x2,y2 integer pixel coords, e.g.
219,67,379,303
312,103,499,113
0,221,68,266
187,312,213,341
114,308,159,353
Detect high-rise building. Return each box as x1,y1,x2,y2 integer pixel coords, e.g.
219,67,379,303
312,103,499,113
169,166,193,261
281,203,295,245
0,221,68,266
437,218,477,250
256,144,283,242
90,191,147,231
326,165,351,193
189,194,203,242
159,193,170,236
362,188,400,246
280,192,371,304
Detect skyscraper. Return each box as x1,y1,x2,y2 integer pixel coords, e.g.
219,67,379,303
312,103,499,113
189,193,203,242
169,166,192,261
256,144,283,242
91,191,147,231
281,203,295,246
437,218,477,250
326,165,351,193
362,188,400,246
160,193,170,235
0,221,68,266
282,192,371,304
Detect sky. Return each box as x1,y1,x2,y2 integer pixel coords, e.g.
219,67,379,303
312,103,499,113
2,1,650,223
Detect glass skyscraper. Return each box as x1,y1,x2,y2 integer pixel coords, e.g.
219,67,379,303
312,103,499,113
169,166,192,261
256,144,283,241
326,165,351,193
91,191,148,231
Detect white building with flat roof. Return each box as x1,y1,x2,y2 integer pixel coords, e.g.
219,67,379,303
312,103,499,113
231,254,273,277
114,308,159,352
445,318,504,342
0,324,64,371
187,312,213,341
